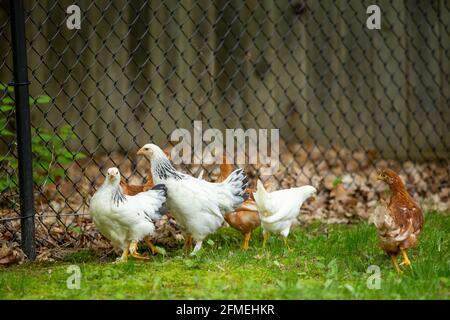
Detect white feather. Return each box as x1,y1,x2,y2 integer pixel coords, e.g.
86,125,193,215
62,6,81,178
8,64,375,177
89,168,166,252
254,181,316,238
141,144,248,254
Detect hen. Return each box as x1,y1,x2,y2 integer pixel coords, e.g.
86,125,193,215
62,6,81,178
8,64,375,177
121,175,154,196
218,158,260,250
90,167,167,261
137,144,249,255
373,168,424,272
121,149,175,195
253,180,316,249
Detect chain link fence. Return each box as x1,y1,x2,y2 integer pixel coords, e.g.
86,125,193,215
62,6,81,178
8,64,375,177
1,0,449,262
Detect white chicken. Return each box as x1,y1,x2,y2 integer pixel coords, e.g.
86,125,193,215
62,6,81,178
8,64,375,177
253,180,316,249
90,167,167,261
137,143,249,255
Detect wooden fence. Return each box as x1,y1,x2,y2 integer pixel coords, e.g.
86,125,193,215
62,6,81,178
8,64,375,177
0,0,449,160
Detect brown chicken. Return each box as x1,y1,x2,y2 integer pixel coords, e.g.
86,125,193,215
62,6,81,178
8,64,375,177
120,175,154,196
218,157,260,250
373,169,424,273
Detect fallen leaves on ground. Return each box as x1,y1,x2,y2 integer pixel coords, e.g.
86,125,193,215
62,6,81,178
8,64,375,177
1,141,448,264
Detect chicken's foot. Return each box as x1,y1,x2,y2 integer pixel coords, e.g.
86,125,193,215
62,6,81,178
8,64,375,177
184,234,193,253
399,248,412,269
242,232,251,250
114,245,129,263
390,255,402,273
283,237,292,251
190,240,203,256
262,230,269,248
129,240,149,260
144,236,159,255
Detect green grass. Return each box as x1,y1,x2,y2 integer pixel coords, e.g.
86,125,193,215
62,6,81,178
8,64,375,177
0,213,449,299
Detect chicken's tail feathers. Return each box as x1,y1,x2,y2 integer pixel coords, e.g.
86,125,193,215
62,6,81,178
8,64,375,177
256,179,266,193
253,180,268,209
222,168,249,204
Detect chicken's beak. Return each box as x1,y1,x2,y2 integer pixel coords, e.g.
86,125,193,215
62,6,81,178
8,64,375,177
137,148,145,156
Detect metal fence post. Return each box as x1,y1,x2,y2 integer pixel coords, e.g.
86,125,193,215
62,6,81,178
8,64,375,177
9,0,36,260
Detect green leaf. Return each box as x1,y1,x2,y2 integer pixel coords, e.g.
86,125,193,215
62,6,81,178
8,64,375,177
0,105,14,112
333,176,342,188
0,128,15,136
52,168,66,178
0,119,15,136
35,132,53,142
1,96,14,104
73,152,86,160
0,83,14,92
56,155,74,165
206,239,215,246
34,95,51,104
0,155,15,162
59,125,75,140
71,226,81,236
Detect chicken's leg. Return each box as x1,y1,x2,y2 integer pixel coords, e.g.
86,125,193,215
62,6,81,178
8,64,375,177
184,234,193,253
129,240,149,260
390,255,402,273
283,237,292,251
115,244,129,263
144,236,159,255
190,240,203,256
242,232,251,250
399,248,412,269
262,230,269,248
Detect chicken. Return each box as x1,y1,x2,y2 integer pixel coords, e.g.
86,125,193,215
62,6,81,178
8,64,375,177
218,158,260,250
120,148,174,195
121,175,154,196
253,180,316,249
137,144,249,255
89,167,167,261
373,168,424,273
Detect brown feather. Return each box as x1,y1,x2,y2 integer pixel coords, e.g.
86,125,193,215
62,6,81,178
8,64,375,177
376,168,423,255
218,159,260,235
121,175,155,196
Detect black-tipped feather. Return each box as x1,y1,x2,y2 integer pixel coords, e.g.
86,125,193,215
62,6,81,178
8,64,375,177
112,187,127,206
151,184,167,196
225,168,249,201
